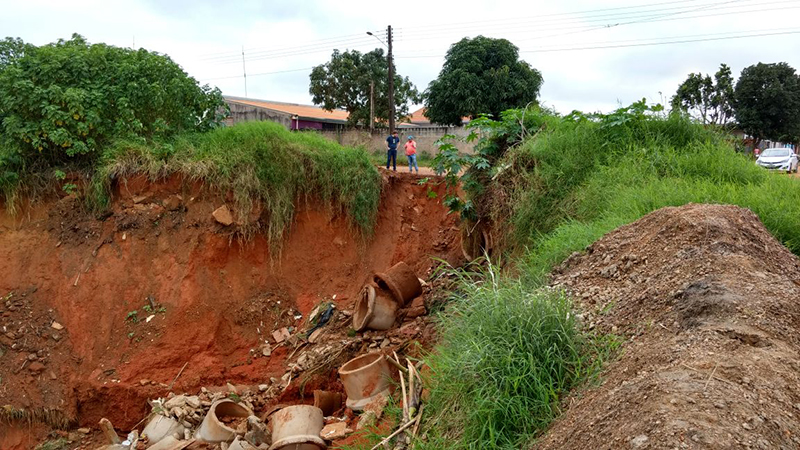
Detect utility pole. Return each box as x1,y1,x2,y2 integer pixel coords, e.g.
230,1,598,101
370,80,375,133
242,46,248,98
387,25,395,134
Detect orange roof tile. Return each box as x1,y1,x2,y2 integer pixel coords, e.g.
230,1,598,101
226,97,350,122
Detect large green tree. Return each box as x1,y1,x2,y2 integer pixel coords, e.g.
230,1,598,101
309,48,419,127
671,63,734,126
424,36,543,126
734,62,800,144
0,34,225,162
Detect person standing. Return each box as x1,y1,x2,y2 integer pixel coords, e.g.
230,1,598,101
405,135,418,173
386,130,400,171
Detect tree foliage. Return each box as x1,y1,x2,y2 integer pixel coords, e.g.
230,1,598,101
671,63,734,126
424,36,543,126
0,34,225,162
734,62,800,143
309,48,419,126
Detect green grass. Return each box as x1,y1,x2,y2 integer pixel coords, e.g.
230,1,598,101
420,108,800,449
418,263,618,449
89,121,382,247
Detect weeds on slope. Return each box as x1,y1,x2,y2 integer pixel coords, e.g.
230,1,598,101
90,121,382,247
418,263,618,449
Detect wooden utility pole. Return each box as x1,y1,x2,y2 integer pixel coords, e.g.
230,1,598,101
242,46,248,97
387,25,395,134
370,80,375,133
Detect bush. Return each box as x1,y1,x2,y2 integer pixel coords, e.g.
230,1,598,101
420,264,615,449
0,34,224,163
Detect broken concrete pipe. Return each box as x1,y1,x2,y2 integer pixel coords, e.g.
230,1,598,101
194,399,252,442
268,405,327,450
373,261,423,306
352,284,398,331
338,353,393,411
313,390,343,416
142,415,186,444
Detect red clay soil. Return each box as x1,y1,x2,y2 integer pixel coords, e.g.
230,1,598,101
538,204,800,449
0,170,461,447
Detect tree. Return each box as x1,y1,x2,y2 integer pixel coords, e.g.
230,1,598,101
424,36,543,126
0,34,225,162
0,37,32,71
734,62,800,144
309,48,419,127
671,63,734,126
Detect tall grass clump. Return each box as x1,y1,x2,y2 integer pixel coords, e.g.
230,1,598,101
92,121,382,247
418,264,615,449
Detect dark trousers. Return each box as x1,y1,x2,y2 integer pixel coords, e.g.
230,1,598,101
386,149,397,170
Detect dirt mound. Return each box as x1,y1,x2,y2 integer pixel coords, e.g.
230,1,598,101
0,171,460,447
538,204,800,449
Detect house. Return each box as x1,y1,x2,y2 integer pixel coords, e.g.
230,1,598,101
224,96,349,131
403,107,471,127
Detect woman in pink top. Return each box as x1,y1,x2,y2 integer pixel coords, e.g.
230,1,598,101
405,135,418,173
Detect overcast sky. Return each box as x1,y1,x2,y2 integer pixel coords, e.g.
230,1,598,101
3,0,800,115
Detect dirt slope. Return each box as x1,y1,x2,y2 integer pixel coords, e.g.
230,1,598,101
0,170,460,444
536,204,800,449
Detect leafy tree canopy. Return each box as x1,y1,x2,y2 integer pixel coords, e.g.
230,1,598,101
671,63,734,126
309,48,419,127
424,36,543,126
0,34,225,162
734,62,800,143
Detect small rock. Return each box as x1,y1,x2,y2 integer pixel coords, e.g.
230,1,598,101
185,395,201,409
163,196,182,211
51,321,64,330
49,371,57,380
272,328,290,344
139,379,150,386
742,422,754,430
164,394,187,410
630,434,649,448
51,333,62,342
356,410,377,430
227,382,238,394
28,362,45,373
260,343,272,357
27,353,38,361
308,328,325,344
258,384,269,392
77,427,91,434
320,421,352,440
132,195,149,204
212,205,234,226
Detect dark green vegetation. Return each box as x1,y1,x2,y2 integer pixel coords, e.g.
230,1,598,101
671,63,734,126
93,121,381,245
734,62,800,144
309,48,419,126
424,36,543,126
0,34,224,161
420,101,800,449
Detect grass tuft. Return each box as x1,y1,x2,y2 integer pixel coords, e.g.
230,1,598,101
418,263,617,449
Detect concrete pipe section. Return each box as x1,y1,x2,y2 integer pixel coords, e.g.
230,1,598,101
338,352,393,411
313,390,343,416
268,405,327,450
373,261,422,306
352,284,398,331
141,415,185,444
194,399,253,442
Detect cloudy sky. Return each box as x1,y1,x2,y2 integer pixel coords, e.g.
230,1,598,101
3,0,800,114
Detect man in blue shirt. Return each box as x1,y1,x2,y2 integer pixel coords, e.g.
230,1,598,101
386,130,400,171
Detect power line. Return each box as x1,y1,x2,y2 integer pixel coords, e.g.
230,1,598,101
395,28,800,59
199,66,315,82
397,0,792,41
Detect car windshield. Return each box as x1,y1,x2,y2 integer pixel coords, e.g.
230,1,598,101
762,148,793,157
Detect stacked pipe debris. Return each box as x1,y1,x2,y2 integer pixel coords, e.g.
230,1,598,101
353,262,422,332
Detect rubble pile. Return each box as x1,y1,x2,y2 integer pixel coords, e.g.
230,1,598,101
83,261,437,450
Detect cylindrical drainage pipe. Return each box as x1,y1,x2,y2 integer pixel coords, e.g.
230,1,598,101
268,405,326,450
313,390,343,416
373,262,422,307
194,399,252,442
352,284,398,331
338,353,392,411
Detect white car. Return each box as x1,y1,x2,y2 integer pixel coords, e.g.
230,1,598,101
756,148,799,173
